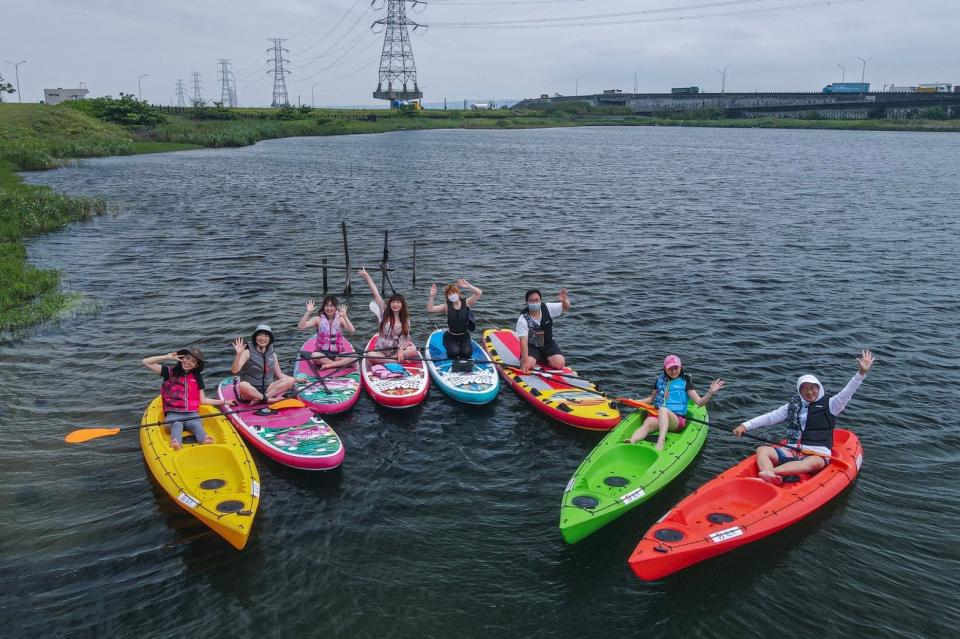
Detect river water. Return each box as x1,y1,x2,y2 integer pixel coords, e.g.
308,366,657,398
3,126,959,638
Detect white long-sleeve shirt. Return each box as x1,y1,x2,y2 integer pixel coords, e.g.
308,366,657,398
743,372,865,436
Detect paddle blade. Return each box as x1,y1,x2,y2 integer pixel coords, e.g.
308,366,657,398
616,398,657,413
268,398,305,409
64,427,121,444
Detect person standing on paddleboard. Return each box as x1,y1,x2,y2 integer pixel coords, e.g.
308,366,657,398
142,347,233,450
426,279,482,360
627,355,725,450
358,267,419,363
298,295,357,369
518,288,569,374
733,349,875,485
230,325,296,403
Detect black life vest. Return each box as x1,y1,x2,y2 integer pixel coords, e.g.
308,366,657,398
522,303,553,346
787,394,836,449
447,300,472,334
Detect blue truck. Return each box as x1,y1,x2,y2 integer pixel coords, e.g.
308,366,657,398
823,83,870,94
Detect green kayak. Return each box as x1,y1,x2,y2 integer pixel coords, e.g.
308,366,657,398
559,401,708,544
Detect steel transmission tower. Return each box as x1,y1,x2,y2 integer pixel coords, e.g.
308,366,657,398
190,72,204,107
267,38,291,107
373,0,425,102
175,79,186,107
217,59,237,107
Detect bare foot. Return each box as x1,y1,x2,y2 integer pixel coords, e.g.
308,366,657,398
655,437,666,451
758,470,783,486
170,439,181,451
202,436,215,445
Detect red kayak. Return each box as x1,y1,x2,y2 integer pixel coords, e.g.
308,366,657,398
628,429,863,581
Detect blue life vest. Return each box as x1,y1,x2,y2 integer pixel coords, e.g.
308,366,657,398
654,372,692,416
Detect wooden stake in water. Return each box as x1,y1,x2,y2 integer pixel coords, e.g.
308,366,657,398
342,221,351,294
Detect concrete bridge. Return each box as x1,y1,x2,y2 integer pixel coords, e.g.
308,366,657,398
513,91,960,119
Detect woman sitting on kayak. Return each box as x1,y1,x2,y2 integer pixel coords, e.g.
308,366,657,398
142,347,233,450
426,279,482,359
230,324,296,403
358,267,419,363
518,288,570,374
733,350,874,485
627,355,725,450
298,295,356,369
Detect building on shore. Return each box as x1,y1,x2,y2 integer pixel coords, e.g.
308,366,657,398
43,85,89,105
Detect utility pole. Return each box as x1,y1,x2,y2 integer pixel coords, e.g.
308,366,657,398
373,1,425,104
634,70,641,94
267,38,291,107
5,60,26,103
857,56,871,93
837,64,845,83
175,79,186,107
191,72,204,107
719,65,731,94
217,59,236,107
138,74,149,101
312,82,321,107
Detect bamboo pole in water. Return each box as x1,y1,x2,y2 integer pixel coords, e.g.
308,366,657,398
342,221,351,294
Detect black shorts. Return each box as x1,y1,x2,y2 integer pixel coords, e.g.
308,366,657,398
528,340,562,363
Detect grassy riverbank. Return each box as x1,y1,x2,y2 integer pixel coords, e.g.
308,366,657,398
2,101,958,336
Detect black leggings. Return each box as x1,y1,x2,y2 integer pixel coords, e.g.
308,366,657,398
442,331,472,359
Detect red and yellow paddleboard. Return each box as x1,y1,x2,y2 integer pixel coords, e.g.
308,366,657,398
482,328,619,431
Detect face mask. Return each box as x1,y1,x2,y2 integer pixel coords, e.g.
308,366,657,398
528,302,541,312
447,294,459,302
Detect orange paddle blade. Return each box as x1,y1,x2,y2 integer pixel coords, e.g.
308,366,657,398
267,398,305,409
64,427,121,444
616,398,657,413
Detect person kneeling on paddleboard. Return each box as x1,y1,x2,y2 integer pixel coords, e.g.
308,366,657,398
230,325,296,403
358,267,419,363
733,349,875,485
518,288,569,374
426,279,481,360
298,295,357,369
627,355,725,450
142,347,233,450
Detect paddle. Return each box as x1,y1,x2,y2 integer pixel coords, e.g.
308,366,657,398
615,398,849,468
64,398,306,444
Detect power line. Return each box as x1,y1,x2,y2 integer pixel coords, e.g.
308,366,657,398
291,3,375,70
291,0,367,56
428,0,861,28
295,29,376,83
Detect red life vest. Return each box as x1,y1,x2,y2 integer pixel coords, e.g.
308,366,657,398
161,366,201,412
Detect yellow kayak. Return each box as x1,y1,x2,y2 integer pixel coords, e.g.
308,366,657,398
139,396,260,549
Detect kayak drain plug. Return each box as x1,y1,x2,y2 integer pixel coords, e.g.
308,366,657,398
216,500,246,513
707,512,735,524
572,496,600,510
654,529,684,542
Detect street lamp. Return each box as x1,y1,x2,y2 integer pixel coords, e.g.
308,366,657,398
5,60,26,103
857,56,871,91
575,76,580,96
719,65,731,94
312,82,320,107
634,69,641,94
137,74,149,101
837,64,845,83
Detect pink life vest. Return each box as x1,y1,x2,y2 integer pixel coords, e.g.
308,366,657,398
160,366,201,412
317,313,346,353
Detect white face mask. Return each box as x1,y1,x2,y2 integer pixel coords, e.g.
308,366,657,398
528,302,541,312
447,293,459,302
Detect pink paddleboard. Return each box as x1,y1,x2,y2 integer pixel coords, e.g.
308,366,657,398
359,335,429,409
293,336,362,414
217,378,344,470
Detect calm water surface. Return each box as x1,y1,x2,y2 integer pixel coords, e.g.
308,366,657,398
2,126,959,638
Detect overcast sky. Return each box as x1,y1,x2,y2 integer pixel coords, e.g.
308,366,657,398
5,0,958,107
